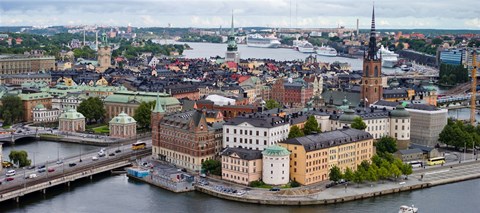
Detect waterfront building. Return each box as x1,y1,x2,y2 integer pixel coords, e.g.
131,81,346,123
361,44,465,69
109,112,137,138
280,127,373,185
18,92,53,122
97,33,112,73
152,108,221,172
58,108,86,132
221,147,263,185
0,54,55,74
262,145,290,185
225,13,240,64
360,7,383,107
394,148,424,162
372,100,447,147
223,113,289,150
32,104,60,124
439,49,463,65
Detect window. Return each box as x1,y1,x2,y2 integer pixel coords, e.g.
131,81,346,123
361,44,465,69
271,164,273,167
256,131,259,136
226,128,229,133
264,131,267,136
240,129,243,134
234,129,237,134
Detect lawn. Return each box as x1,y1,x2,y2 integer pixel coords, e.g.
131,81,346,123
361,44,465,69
92,125,110,134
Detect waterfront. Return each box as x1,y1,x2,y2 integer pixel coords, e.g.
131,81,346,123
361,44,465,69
2,172,480,213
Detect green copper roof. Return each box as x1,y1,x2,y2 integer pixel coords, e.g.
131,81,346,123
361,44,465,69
104,93,179,106
18,92,52,101
110,111,136,124
35,104,45,109
390,105,410,117
262,145,290,156
59,108,85,120
153,92,165,113
339,109,360,123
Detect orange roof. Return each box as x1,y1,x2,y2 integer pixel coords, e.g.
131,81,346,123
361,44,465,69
238,76,251,83
226,61,237,69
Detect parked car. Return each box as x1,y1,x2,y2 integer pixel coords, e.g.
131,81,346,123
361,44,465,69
98,152,106,157
92,156,98,161
69,163,77,167
269,188,280,191
27,165,36,170
25,174,37,179
6,177,14,181
6,170,16,177
38,168,46,173
56,160,63,164
109,153,115,156
38,165,46,169
48,168,55,172
115,149,121,153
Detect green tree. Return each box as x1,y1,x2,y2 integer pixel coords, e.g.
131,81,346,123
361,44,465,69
390,164,402,181
351,117,367,130
77,97,106,123
353,168,366,186
288,126,305,139
201,159,222,176
401,163,413,178
0,95,24,125
375,136,398,154
367,164,379,182
265,99,281,110
377,167,389,183
329,166,343,182
290,180,301,187
343,167,354,182
359,160,370,171
9,150,31,167
134,101,155,129
303,115,320,135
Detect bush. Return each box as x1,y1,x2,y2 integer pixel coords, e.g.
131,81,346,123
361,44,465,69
290,180,301,188
249,180,265,187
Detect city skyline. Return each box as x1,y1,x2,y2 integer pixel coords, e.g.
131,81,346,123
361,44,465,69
1,0,479,29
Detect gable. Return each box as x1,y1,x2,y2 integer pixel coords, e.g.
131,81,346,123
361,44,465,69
237,122,254,128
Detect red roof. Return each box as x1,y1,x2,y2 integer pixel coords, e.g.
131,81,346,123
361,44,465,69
226,61,237,69
238,76,251,84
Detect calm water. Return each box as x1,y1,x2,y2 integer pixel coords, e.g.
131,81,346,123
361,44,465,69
2,172,480,213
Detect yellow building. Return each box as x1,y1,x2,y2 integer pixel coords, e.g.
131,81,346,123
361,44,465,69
279,127,374,185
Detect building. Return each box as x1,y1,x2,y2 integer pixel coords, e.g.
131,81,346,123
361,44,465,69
109,112,137,138
360,8,383,107
272,78,314,108
221,147,263,185
0,54,55,74
97,33,112,73
196,100,257,119
18,92,53,122
223,113,290,150
394,148,424,162
280,127,374,185
262,145,290,185
152,103,221,171
225,14,240,64
32,104,60,123
439,49,463,65
2,73,51,85
58,108,85,132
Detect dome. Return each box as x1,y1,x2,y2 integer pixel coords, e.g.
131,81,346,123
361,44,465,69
338,109,360,123
390,78,400,88
60,108,85,120
262,145,290,156
35,104,45,109
109,111,136,124
390,105,410,117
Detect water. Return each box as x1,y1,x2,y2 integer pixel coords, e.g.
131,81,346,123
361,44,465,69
2,172,480,213
1,140,99,166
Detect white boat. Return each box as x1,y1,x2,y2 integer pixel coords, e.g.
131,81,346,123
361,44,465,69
400,65,411,71
399,205,418,213
246,34,281,48
377,45,399,68
294,40,315,53
316,45,337,57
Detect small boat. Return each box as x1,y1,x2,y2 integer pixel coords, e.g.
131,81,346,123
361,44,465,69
399,205,418,213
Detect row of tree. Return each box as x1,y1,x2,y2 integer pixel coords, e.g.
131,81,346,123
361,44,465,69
0,95,24,126
439,119,480,149
438,63,469,86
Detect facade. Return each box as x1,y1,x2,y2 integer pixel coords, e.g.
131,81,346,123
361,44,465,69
439,49,463,65
97,33,112,73
221,147,263,185
271,78,314,108
109,112,137,138
394,148,424,162
223,113,290,150
18,92,53,122
2,73,51,85
0,54,55,74
280,127,374,185
262,145,290,185
225,14,240,64
32,104,60,123
360,9,383,107
58,109,86,132
196,100,257,119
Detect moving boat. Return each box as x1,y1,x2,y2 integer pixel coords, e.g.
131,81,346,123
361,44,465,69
246,34,281,48
294,40,315,53
316,45,337,57
377,45,399,68
399,205,418,213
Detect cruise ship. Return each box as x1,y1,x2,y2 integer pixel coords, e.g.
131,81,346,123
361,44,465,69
294,40,315,53
246,34,281,48
377,45,399,68
316,45,337,57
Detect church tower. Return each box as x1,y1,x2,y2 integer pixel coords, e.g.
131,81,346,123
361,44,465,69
225,12,240,64
151,92,165,158
361,6,383,107
97,32,112,73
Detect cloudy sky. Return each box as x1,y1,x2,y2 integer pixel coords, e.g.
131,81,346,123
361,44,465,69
1,0,479,29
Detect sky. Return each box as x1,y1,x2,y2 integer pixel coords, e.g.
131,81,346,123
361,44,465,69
0,0,479,29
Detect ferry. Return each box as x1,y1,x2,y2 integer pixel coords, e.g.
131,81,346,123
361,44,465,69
377,45,399,68
399,205,418,213
246,34,281,48
294,40,315,53
316,45,337,57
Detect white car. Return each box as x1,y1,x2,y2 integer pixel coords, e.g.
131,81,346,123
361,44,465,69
92,156,99,161
6,170,16,177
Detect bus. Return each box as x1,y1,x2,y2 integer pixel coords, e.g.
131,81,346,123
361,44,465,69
131,142,146,150
408,161,423,168
426,157,445,166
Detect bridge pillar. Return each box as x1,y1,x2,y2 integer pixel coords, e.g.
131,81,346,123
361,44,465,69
42,189,46,194
15,196,19,203
67,181,70,187
90,175,93,180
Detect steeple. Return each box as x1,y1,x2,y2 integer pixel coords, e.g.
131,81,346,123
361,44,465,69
227,10,237,52
153,92,165,113
366,4,378,60
230,11,234,36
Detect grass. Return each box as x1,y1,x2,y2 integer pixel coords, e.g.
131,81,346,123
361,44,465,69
39,133,63,140
92,125,109,134
2,125,11,129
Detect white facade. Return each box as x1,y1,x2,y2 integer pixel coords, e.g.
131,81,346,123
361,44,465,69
262,151,290,185
223,122,289,151
33,108,60,123
390,117,410,141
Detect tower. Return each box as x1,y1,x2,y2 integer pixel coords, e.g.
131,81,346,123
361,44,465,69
151,92,165,158
97,32,112,73
225,11,240,64
360,6,383,107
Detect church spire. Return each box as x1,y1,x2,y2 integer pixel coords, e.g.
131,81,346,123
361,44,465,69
153,91,165,113
230,10,234,36
227,10,237,52
366,4,378,60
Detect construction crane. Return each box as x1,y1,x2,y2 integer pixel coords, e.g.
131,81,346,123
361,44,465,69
469,50,479,125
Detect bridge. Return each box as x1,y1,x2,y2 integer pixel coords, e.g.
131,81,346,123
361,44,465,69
0,144,151,203
437,94,480,107
0,133,38,143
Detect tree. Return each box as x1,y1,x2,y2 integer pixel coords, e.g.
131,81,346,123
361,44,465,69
288,126,305,139
9,150,31,167
351,117,367,130
377,167,389,183
77,97,106,123
134,101,155,129
0,95,24,125
201,159,222,176
375,136,398,154
359,160,370,171
265,99,281,110
353,168,366,186
390,164,402,181
329,166,343,182
290,180,301,187
303,115,320,135
401,163,413,178
367,164,379,183
343,167,354,181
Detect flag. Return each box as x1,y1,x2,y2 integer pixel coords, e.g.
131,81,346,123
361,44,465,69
365,97,368,103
